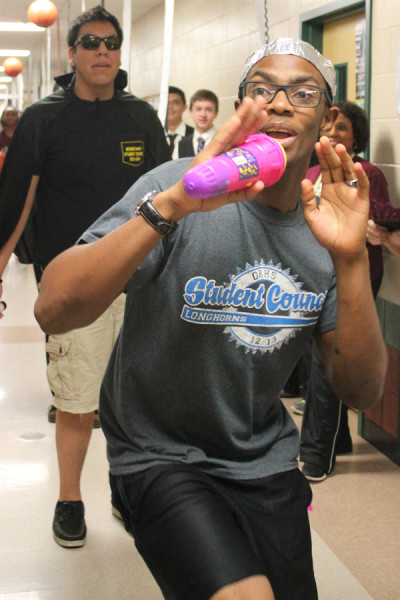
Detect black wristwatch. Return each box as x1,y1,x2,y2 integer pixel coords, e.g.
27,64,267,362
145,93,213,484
135,190,178,236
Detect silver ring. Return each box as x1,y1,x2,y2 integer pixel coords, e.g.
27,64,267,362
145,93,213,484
345,178,358,187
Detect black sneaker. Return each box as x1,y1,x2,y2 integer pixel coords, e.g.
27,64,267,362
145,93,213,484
93,410,101,429
302,462,327,483
111,505,123,520
291,399,306,415
53,501,86,548
48,405,57,423
335,435,353,455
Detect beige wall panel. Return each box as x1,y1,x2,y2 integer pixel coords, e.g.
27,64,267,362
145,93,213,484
373,28,399,75
371,73,399,119
268,20,295,41
130,0,338,118
371,120,400,168
373,0,400,31
371,0,400,305
371,2,400,307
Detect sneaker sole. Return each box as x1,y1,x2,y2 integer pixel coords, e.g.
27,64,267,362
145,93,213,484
291,402,305,415
54,533,86,548
112,506,123,520
303,472,327,483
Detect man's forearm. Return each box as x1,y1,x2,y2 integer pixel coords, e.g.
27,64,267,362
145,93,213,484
328,249,387,410
0,176,38,276
34,209,166,334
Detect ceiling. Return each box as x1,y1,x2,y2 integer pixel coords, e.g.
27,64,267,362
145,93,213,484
0,0,162,87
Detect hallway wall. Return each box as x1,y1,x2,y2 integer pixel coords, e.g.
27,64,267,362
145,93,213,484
371,0,400,303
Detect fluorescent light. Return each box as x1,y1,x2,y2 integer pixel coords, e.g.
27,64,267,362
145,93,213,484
0,22,45,32
0,77,12,83
0,50,30,57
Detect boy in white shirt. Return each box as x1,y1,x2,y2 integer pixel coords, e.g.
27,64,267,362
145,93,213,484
178,89,219,157
165,86,194,159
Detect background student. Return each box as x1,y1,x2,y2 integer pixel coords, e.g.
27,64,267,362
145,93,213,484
178,88,219,157
0,5,170,548
165,85,194,159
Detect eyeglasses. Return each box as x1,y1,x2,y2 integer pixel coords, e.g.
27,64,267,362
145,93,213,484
74,34,122,51
239,80,329,107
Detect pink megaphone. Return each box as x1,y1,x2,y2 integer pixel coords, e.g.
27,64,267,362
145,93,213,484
183,133,286,199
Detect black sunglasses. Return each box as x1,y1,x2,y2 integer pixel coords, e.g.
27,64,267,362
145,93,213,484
74,34,121,51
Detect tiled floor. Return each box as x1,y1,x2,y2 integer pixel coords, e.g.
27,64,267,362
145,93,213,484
1,255,399,599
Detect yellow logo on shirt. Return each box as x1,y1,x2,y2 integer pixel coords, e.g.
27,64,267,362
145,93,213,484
121,141,144,166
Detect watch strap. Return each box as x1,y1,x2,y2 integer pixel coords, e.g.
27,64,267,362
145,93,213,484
135,190,178,236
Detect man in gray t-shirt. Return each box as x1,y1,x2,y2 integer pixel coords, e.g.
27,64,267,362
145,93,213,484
35,39,387,600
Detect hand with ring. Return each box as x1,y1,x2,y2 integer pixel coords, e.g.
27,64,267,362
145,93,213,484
345,178,359,187
301,135,370,257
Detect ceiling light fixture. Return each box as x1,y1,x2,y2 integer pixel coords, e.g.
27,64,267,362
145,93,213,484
0,50,31,57
0,22,45,32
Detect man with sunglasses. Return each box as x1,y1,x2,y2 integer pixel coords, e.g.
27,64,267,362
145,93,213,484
0,5,170,549
35,39,386,599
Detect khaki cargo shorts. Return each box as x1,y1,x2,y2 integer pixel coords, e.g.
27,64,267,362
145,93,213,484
46,294,125,413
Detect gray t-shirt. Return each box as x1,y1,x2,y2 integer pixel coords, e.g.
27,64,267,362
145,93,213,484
82,158,337,480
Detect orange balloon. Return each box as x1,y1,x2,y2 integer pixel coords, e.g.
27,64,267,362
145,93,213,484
2,57,23,77
27,0,58,28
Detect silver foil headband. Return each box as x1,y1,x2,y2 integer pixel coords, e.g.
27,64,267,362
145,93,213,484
240,38,336,99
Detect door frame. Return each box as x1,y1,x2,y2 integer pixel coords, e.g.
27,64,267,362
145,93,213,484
300,0,372,155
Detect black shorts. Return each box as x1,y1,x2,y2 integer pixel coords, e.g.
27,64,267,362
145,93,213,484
111,465,317,600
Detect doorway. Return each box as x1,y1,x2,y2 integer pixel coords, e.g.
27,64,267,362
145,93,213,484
300,0,371,153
